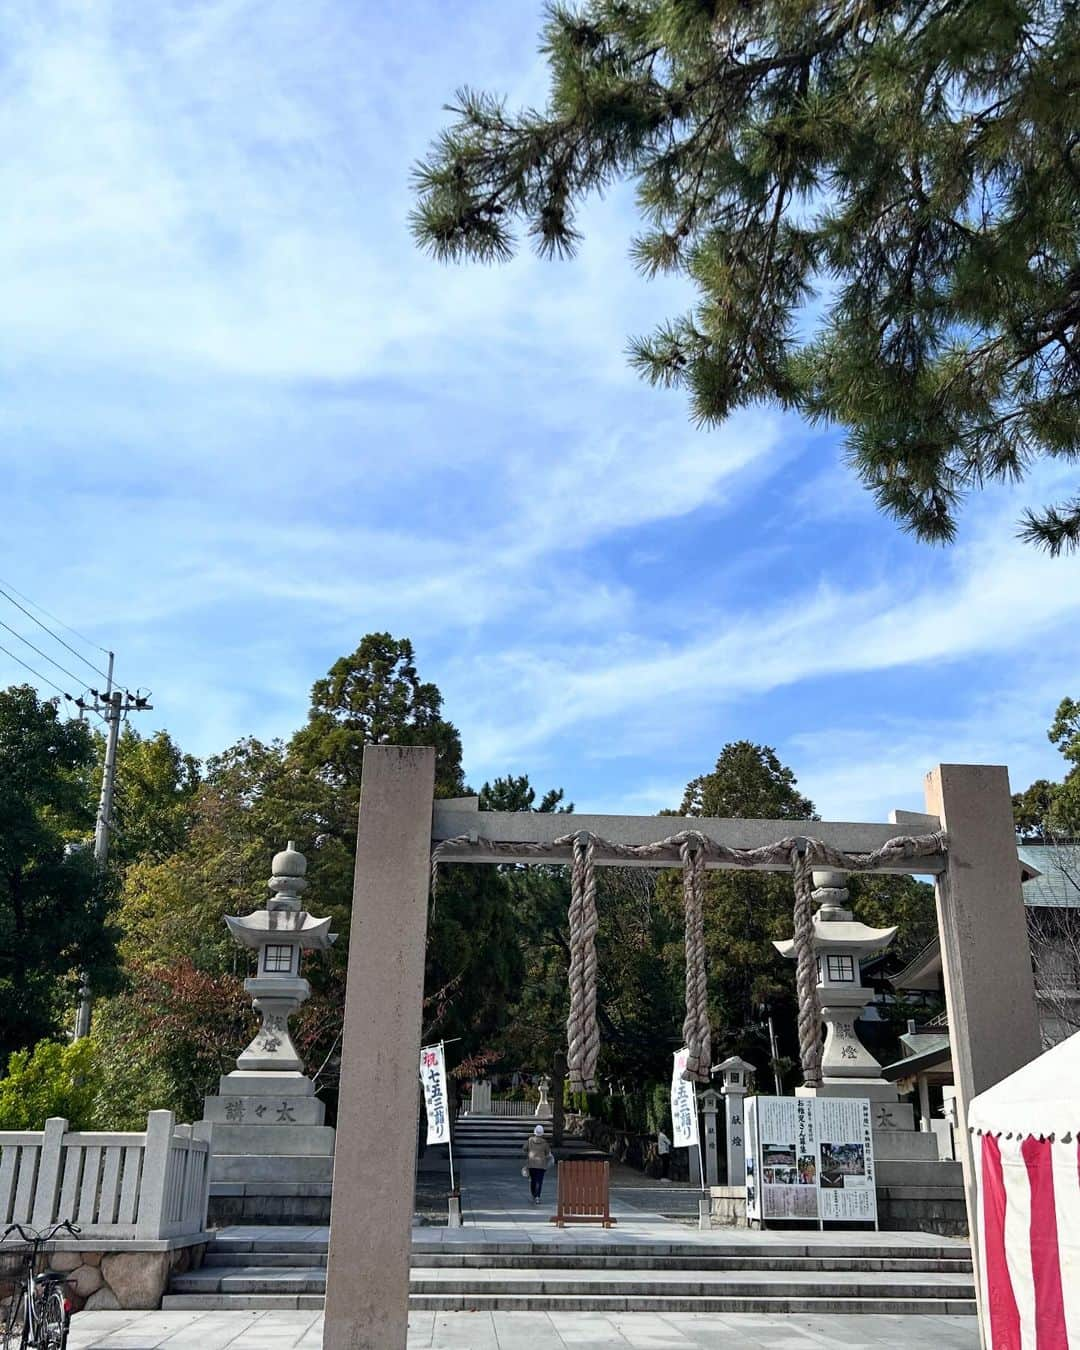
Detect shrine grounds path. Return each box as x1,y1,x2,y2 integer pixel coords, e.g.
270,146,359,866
68,1138,978,1347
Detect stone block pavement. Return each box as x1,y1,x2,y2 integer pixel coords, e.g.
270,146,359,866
69,1307,978,1348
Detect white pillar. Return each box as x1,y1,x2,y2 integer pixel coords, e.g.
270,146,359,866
917,1073,932,1132
700,1089,720,1187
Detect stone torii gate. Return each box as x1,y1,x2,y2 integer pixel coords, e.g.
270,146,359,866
321,747,1041,1350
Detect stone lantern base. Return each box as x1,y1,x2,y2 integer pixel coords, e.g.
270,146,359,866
202,1071,336,1224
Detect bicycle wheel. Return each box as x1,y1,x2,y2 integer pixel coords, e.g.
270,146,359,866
40,1288,68,1350
0,1288,27,1350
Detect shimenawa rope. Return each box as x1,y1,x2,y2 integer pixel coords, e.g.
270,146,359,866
431,827,945,1092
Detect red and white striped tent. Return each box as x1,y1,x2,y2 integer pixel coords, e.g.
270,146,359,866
969,1029,1080,1349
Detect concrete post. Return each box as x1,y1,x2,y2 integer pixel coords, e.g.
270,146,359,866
925,763,1041,1345
136,1110,176,1239
31,1117,68,1229
323,745,436,1350
924,766,1041,1142
700,1089,720,1187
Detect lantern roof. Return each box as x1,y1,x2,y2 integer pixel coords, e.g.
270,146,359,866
225,909,335,950
222,841,337,952
774,918,897,960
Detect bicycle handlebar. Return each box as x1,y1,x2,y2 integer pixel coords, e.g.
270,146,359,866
1,1220,80,1244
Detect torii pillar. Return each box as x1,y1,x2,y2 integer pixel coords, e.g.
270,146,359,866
924,764,1040,1350
324,746,435,1350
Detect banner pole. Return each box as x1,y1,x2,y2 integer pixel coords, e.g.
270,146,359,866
694,1083,706,1192
442,1041,456,1193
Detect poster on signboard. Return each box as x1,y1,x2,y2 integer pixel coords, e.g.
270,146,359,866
744,1096,877,1225
670,1048,699,1149
419,1043,450,1146
815,1097,876,1221
757,1096,818,1219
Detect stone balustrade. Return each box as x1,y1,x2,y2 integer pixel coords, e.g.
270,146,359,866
0,1110,211,1241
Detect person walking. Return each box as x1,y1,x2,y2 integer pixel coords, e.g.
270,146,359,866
522,1124,552,1204
657,1128,673,1182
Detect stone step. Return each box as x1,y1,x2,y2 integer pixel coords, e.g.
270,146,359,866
162,1289,976,1315
405,1293,975,1315
169,1265,975,1299
208,1235,971,1261
200,1248,972,1274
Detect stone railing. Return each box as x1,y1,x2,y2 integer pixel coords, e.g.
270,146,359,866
486,1099,537,1118
0,1110,211,1240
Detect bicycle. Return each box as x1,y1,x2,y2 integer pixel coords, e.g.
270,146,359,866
0,1221,80,1350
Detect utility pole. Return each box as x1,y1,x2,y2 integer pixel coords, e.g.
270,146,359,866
766,1012,783,1096
72,654,152,1040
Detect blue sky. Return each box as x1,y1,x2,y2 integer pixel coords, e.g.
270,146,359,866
1,0,1078,822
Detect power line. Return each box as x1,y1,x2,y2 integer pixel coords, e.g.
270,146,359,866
0,574,108,660
0,640,73,700
0,618,89,691
0,582,112,683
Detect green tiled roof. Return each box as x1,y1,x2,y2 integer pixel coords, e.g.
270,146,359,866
1018,843,1080,908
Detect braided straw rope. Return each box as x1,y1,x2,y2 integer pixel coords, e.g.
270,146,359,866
565,833,598,1092
790,847,822,1088
680,833,711,1083
430,827,946,1090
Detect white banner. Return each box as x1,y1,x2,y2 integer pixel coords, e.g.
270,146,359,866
419,1043,450,1146
670,1048,700,1149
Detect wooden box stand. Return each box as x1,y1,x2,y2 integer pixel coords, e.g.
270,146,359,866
551,1159,616,1228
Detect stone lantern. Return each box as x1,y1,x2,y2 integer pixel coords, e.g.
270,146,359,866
224,840,335,1078
774,870,898,1102
201,842,338,1216
714,1055,754,1184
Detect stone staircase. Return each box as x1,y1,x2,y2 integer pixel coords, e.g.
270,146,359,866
451,1113,601,1161
163,1232,976,1314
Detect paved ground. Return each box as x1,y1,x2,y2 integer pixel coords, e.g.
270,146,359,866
69,1134,978,1346
69,1308,979,1348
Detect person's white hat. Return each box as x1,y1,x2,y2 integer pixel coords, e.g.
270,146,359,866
534,1124,545,1135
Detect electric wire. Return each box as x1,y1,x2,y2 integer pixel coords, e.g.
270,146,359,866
0,618,89,691
0,640,72,700
0,574,108,659
0,582,112,683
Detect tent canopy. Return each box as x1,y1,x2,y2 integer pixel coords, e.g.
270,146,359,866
968,1028,1080,1138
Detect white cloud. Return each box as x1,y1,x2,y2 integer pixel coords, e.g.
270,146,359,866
0,0,1076,832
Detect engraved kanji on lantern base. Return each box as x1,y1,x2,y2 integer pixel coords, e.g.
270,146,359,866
201,842,338,1208
774,870,900,1104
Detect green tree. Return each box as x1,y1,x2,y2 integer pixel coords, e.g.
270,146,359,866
0,686,119,1065
674,742,818,1076
290,634,465,798
100,638,524,1115
104,727,202,869
0,1038,98,1130
413,0,1080,551
1014,696,1080,836
472,775,573,1074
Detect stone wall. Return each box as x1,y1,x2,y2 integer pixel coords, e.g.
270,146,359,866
0,1244,205,1315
